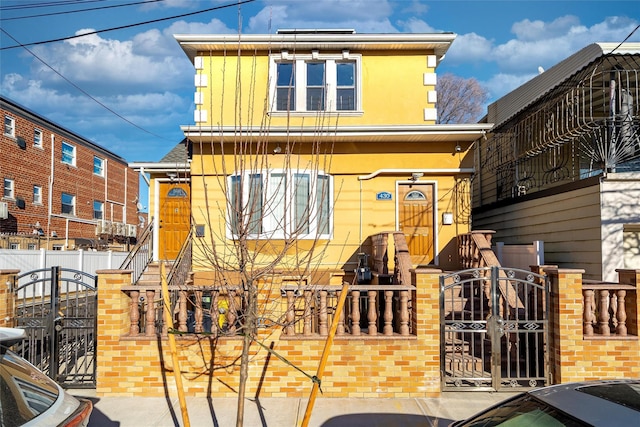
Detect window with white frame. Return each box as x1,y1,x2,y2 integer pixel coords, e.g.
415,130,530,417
3,178,14,199
61,192,75,215
4,116,15,137
34,129,43,148
270,53,359,113
61,142,76,166
93,156,104,176
228,170,332,239
93,200,103,219
33,185,42,204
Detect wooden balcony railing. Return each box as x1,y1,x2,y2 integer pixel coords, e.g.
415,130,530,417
582,281,637,338
121,282,415,339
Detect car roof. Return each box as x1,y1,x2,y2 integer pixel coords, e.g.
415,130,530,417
530,379,640,426
0,327,27,349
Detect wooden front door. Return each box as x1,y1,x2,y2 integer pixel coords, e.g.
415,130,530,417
398,183,434,265
158,182,190,260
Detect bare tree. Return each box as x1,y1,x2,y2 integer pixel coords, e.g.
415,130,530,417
436,73,488,124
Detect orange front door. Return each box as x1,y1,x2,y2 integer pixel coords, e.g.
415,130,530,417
158,182,190,260
398,183,435,266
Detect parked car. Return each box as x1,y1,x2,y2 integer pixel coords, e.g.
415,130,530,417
450,379,640,426
0,327,93,427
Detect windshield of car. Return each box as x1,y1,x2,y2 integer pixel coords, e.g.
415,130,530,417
0,348,60,426
457,394,588,427
577,382,640,412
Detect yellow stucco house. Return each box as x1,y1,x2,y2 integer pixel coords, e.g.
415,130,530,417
137,30,492,280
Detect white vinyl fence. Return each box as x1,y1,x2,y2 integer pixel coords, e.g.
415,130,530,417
494,241,545,270
0,249,128,278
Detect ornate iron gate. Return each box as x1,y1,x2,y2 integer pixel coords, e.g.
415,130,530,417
14,266,97,388
440,266,549,391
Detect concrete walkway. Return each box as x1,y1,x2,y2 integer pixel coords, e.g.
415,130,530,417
70,389,520,427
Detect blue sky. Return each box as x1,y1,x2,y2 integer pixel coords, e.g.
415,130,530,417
2,0,639,208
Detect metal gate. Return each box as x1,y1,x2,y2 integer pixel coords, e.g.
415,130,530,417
13,266,97,388
440,266,549,391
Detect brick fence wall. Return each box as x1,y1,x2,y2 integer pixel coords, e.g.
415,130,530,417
94,268,443,398
2,266,638,398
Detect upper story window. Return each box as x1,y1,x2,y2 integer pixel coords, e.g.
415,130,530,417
228,170,332,240
34,129,43,148
93,200,103,219
94,156,104,176
33,185,42,204
61,142,76,166
270,52,360,114
61,192,75,215
4,116,15,137
3,178,15,199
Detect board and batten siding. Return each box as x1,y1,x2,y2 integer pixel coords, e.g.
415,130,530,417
473,183,604,280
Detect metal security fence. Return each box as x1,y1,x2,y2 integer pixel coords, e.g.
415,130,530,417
13,266,97,388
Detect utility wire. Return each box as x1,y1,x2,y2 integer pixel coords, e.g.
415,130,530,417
1,27,172,141
1,0,255,50
0,0,108,11
1,0,164,21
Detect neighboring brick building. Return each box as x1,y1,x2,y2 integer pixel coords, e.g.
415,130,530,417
1,96,139,250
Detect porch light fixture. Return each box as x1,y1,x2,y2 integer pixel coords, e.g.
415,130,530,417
410,172,423,182
273,144,282,154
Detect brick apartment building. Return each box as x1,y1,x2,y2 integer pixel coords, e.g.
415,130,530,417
1,96,139,250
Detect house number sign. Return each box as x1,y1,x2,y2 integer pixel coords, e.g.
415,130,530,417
376,192,392,200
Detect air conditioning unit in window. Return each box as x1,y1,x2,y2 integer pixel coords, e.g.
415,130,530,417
114,222,126,236
126,224,137,237
100,219,113,235
0,202,8,220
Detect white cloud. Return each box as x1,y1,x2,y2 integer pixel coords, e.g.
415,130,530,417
446,33,494,64
511,15,582,41
25,29,192,96
248,1,396,33
396,17,437,33
483,72,537,102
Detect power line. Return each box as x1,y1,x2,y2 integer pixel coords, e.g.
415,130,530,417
0,0,108,12
1,27,172,141
1,0,164,21
1,0,255,50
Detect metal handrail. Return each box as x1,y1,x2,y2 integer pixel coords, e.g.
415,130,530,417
167,228,193,288
119,218,154,284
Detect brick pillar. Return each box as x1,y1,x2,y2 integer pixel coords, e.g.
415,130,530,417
412,267,442,396
545,267,584,384
95,269,132,394
0,270,19,328
616,269,640,337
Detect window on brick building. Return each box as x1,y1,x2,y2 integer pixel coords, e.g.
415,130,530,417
33,185,42,204
4,116,15,137
61,192,75,215
34,129,43,148
61,142,76,166
93,156,104,176
3,179,14,199
93,200,103,219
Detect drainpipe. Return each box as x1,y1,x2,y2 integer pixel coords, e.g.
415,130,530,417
47,134,54,245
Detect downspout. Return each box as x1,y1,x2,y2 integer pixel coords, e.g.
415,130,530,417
123,167,127,225
47,133,54,244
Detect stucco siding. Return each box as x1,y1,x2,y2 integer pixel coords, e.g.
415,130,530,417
473,183,603,279
600,173,640,281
